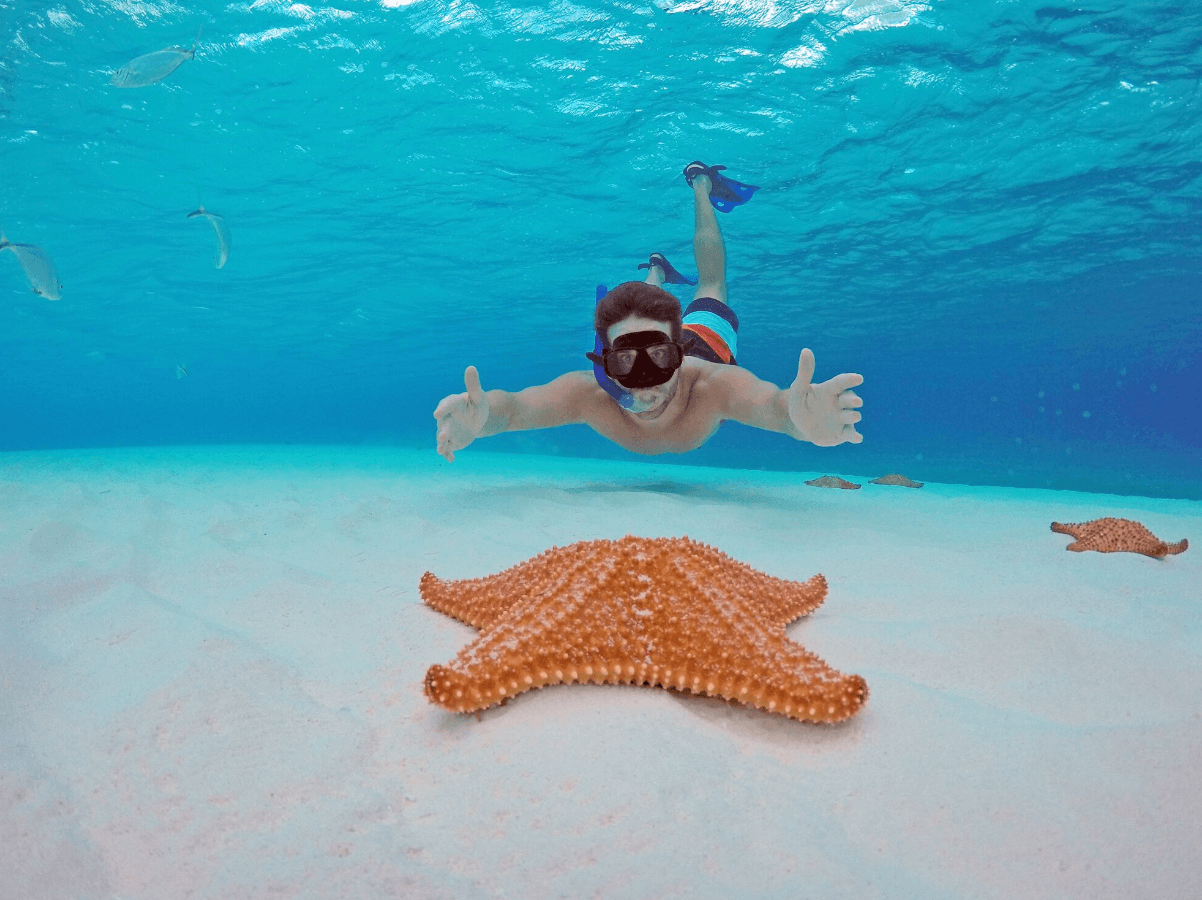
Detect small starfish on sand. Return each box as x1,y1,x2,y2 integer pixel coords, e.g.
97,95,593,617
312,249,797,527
869,474,923,488
805,475,860,490
1050,517,1188,559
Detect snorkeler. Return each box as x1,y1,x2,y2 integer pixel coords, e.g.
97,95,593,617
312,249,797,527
433,161,864,462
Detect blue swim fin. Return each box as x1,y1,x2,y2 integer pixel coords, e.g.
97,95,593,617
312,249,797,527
637,252,697,286
683,161,759,213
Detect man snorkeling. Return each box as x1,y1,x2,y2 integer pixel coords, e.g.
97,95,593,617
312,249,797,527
434,161,864,462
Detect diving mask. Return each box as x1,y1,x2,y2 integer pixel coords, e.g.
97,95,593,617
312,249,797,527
586,330,683,389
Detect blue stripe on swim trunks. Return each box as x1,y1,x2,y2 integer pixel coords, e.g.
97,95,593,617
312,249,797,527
682,297,739,364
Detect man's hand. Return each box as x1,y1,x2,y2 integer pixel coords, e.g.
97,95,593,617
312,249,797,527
786,349,864,446
434,366,490,462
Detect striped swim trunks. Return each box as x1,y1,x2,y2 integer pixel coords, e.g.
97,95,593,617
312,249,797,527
681,297,739,365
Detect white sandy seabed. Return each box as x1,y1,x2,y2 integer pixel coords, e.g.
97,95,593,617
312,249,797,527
1,445,1199,900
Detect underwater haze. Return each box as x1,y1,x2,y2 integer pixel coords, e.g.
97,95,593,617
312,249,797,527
1,0,1199,498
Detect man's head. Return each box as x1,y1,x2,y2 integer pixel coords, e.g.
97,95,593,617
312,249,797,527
594,282,684,419
594,281,682,348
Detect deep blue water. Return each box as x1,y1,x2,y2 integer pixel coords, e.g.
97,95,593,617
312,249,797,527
2,0,1199,497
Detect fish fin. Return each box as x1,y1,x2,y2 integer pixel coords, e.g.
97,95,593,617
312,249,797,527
188,24,203,57
187,208,205,218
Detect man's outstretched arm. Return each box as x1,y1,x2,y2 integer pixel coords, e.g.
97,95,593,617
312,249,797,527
716,349,864,447
434,367,589,461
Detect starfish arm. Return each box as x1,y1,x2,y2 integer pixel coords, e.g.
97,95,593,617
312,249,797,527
420,543,608,628
425,576,639,713
426,643,868,723
1166,538,1189,556
714,571,828,629
676,539,829,628
666,577,866,722
425,648,642,714
420,573,495,627
711,641,869,723
1051,521,1087,552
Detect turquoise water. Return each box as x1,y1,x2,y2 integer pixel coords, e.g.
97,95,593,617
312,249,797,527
2,0,1199,498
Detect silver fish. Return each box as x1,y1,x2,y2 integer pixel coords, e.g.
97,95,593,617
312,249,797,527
0,233,62,300
187,206,230,269
111,27,201,87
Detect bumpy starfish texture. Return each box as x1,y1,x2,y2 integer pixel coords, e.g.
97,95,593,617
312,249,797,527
422,535,867,723
805,475,861,489
1051,517,1188,559
870,473,923,488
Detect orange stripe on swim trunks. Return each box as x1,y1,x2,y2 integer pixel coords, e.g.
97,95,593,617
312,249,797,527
683,323,731,363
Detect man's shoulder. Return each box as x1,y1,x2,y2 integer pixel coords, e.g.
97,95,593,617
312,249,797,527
681,355,724,376
561,368,615,415
561,368,604,397
680,358,758,416
542,369,601,393
681,356,736,394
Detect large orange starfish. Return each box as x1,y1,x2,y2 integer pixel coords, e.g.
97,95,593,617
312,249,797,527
1050,517,1188,558
422,536,868,723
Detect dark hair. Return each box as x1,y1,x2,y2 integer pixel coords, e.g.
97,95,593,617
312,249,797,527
594,281,682,348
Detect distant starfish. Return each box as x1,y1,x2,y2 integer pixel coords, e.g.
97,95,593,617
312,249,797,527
1051,517,1188,559
869,473,923,488
805,475,860,489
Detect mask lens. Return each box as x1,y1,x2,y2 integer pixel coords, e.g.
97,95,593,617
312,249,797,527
604,349,639,378
646,343,681,368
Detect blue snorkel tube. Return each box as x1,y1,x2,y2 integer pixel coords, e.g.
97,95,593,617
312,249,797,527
591,284,638,410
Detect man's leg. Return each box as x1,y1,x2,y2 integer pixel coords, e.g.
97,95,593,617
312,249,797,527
691,174,728,305
643,261,665,287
